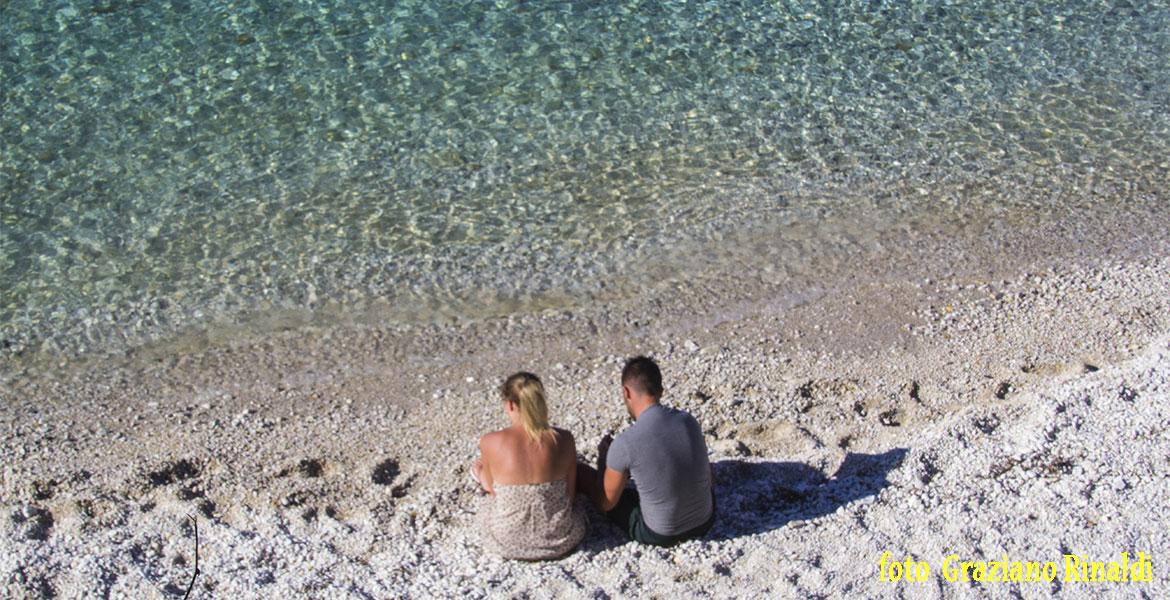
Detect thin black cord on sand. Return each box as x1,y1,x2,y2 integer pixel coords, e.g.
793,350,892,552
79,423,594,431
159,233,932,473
183,515,199,600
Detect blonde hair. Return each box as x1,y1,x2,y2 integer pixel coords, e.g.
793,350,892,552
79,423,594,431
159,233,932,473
501,372,554,443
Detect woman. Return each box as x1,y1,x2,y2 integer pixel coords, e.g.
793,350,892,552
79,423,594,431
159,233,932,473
473,372,587,560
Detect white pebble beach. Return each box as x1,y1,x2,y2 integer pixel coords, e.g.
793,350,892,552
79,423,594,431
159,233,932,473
3,210,1170,599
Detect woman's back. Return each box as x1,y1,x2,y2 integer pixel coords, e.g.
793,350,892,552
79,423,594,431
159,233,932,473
474,372,587,560
482,427,576,493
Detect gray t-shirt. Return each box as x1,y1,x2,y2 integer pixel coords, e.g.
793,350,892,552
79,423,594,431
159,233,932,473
606,403,713,535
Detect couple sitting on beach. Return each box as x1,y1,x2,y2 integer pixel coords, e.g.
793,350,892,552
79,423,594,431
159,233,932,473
472,357,716,560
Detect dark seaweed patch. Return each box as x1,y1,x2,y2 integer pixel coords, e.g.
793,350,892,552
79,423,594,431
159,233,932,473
148,459,199,486
974,414,1000,435
919,454,940,485
371,459,400,486
298,459,324,478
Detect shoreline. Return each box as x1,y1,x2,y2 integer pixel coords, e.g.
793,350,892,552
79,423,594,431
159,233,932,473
5,183,1168,385
5,161,1168,382
3,205,1170,597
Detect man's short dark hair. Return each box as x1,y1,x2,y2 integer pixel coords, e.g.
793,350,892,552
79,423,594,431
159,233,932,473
622,356,663,398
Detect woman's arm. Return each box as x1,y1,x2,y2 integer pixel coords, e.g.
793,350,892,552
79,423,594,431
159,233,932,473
476,435,495,495
562,429,578,499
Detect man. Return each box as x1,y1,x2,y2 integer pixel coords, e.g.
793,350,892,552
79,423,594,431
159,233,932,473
578,356,715,546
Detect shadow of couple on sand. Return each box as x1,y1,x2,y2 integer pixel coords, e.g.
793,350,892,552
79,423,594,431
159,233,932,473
706,448,908,540
580,448,907,549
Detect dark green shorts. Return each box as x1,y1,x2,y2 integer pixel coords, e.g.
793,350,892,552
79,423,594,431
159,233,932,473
605,488,716,547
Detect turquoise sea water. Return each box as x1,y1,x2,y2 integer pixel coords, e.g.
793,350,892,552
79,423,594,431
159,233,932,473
2,0,1168,367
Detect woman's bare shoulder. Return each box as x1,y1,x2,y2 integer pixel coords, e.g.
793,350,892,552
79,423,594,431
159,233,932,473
480,428,508,451
552,427,577,454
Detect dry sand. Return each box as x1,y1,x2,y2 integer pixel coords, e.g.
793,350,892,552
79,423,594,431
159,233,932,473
2,205,1170,599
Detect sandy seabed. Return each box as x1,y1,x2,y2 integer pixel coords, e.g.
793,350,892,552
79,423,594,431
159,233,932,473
2,204,1170,599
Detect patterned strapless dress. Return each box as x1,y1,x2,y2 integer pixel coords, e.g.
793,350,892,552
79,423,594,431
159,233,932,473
476,477,587,560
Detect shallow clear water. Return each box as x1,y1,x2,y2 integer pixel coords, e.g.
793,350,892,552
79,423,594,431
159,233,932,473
2,0,1169,364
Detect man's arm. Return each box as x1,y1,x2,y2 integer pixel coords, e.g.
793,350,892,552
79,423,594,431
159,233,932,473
596,467,629,513
596,434,612,471
577,435,629,513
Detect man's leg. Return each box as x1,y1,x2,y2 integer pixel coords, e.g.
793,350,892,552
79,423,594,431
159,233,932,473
623,490,718,547
605,487,642,539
